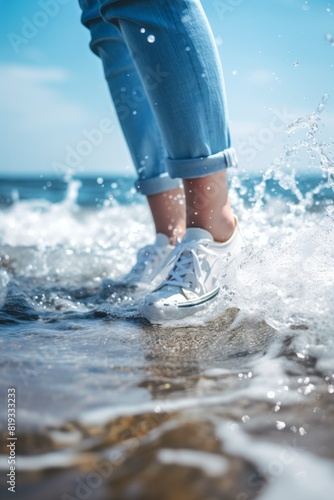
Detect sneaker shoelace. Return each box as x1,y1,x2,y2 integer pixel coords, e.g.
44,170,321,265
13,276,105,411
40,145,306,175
158,240,218,291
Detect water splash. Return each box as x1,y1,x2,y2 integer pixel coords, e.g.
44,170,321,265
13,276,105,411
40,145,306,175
224,95,334,347
244,94,334,219
0,96,333,336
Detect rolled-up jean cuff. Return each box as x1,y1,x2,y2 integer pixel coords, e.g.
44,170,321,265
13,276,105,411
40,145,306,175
135,173,182,196
88,22,117,55
166,147,238,179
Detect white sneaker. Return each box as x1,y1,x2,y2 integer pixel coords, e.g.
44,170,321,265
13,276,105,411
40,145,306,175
121,233,174,288
140,220,243,322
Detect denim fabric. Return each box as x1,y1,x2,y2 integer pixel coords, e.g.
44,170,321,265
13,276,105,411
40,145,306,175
79,0,237,189
79,0,181,195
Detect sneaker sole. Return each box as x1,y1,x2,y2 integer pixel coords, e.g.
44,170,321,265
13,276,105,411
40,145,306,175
140,286,220,323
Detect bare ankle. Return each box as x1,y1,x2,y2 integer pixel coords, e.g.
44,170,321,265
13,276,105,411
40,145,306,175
211,214,235,243
147,187,186,245
166,225,185,246
184,172,235,243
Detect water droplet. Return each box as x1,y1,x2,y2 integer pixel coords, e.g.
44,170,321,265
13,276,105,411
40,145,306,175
97,177,104,185
267,391,275,399
232,69,238,76
326,33,334,45
147,35,155,43
140,28,146,33
293,61,299,67
132,110,137,115
276,421,286,430
302,1,310,11
185,46,191,51
181,14,191,23
215,35,223,47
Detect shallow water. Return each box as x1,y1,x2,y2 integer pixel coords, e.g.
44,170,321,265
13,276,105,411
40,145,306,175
1,101,334,499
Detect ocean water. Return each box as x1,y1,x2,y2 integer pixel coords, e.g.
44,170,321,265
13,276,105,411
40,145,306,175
0,100,334,499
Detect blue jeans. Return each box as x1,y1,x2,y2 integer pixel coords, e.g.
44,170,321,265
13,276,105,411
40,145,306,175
79,0,237,195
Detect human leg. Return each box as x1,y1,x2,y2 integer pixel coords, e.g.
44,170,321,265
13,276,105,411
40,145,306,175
99,0,242,318
99,0,237,240
79,0,185,245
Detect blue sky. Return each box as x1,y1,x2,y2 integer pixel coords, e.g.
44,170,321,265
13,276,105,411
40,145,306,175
0,0,333,177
